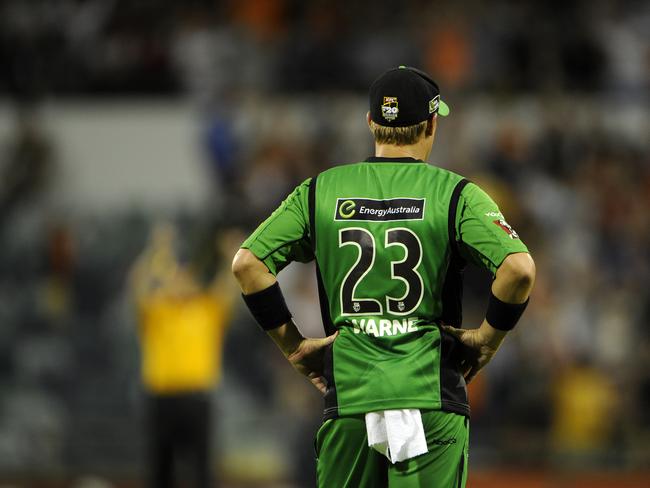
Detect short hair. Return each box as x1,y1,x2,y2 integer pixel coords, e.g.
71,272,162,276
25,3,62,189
369,119,429,146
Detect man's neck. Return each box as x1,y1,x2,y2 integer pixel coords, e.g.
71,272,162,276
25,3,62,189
374,143,429,161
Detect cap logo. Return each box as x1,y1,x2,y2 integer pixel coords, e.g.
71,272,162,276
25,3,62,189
429,95,440,114
381,96,399,121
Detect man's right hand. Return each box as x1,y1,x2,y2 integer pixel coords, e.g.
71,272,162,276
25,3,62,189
286,332,339,395
442,322,507,384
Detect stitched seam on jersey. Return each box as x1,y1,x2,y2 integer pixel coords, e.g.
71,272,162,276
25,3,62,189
256,236,309,261
309,175,339,415
456,451,465,488
325,402,470,416
440,400,471,410
333,397,443,410
451,179,470,251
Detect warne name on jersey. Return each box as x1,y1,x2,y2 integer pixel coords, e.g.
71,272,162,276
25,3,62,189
350,317,420,337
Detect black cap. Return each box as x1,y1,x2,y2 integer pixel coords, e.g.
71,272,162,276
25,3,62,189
369,66,450,127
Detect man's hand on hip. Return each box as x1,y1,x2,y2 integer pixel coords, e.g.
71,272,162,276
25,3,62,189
442,322,507,384
286,332,339,395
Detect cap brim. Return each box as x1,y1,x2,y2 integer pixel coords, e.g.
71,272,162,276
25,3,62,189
438,99,450,117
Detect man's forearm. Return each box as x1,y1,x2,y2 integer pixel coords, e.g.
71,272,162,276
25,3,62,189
232,249,305,353
268,320,304,356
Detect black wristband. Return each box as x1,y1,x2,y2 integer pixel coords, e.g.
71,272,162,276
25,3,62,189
485,291,529,331
242,282,292,331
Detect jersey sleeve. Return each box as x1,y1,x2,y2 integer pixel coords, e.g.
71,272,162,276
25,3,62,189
241,178,314,276
455,182,529,275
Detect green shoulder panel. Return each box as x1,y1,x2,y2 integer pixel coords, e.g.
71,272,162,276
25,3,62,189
455,183,529,275
241,178,313,275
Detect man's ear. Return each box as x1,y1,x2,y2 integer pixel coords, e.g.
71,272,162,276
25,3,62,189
366,111,372,128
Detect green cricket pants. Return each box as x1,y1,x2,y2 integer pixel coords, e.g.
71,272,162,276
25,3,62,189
315,410,469,488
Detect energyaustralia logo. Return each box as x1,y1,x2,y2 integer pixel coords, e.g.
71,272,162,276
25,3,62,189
335,198,425,222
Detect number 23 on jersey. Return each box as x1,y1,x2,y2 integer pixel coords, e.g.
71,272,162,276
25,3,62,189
339,227,424,317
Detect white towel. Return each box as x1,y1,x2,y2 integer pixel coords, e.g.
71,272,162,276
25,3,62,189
365,409,428,463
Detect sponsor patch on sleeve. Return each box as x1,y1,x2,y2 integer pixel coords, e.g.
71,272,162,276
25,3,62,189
493,218,519,239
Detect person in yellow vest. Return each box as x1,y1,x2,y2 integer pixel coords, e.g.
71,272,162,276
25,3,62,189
130,222,241,488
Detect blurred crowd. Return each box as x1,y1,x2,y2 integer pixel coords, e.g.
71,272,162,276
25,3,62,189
0,0,649,486
2,0,650,101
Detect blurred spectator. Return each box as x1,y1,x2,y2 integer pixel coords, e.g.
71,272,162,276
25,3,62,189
230,0,288,41
129,222,241,488
551,362,619,466
0,110,55,226
423,16,473,90
241,142,299,222
42,222,77,324
484,124,529,186
202,112,239,193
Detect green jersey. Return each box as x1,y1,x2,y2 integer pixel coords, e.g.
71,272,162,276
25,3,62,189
242,157,528,418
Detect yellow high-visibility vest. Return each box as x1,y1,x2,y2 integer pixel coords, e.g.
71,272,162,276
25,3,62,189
138,291,231,394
